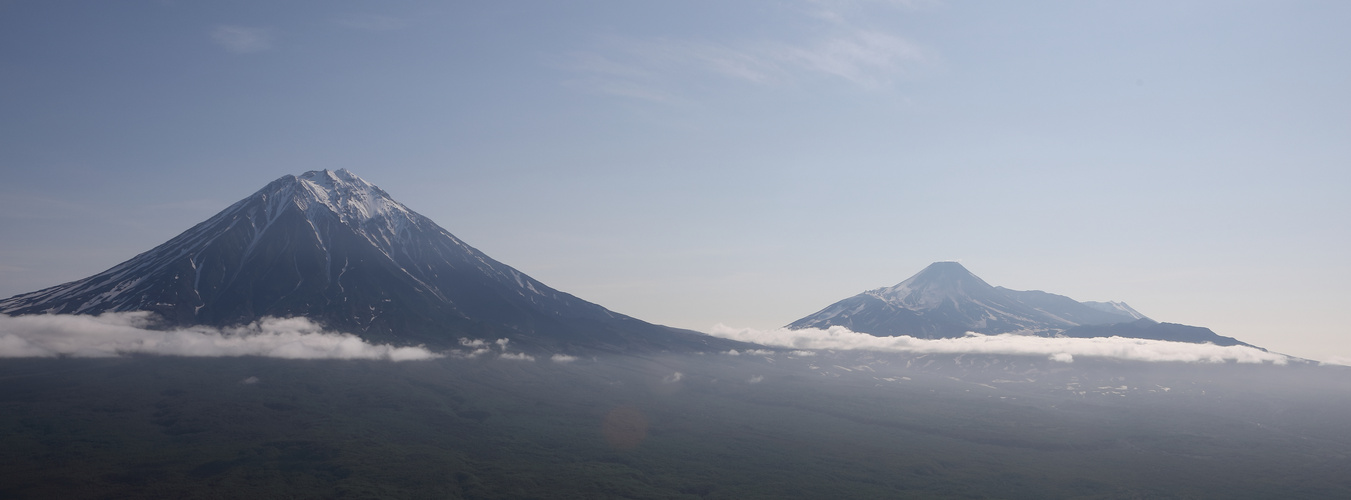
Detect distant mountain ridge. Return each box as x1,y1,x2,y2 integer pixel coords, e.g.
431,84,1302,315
0,169,738,353
1061,318,1253,348
789,262,1245,346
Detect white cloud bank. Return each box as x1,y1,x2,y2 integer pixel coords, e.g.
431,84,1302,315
707,324,1291,365
0,312,440,361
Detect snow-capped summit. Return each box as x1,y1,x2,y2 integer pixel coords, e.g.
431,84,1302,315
867,261,997,310
294,169,410,224
0,170,735,352
788,262,1149,339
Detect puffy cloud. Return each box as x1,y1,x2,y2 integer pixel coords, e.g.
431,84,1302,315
551,354,579,363
454,338,493,357
0,312,439,361
725,348,776,356
499,352,536,362
707,324,1291,365
452,337,536,361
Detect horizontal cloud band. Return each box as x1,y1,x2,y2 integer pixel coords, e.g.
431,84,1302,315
0,312,440,361
707,324,1290,365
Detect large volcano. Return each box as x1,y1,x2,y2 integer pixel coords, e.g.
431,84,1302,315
0,170,735,353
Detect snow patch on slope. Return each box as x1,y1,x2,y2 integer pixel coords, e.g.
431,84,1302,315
1082,301,1149,320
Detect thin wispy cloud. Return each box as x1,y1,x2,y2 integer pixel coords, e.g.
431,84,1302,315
212,25,272,54
0,312,439,360
647,39,781,84
330,14,407,31
560,2,931,101
0,193,96,221
707,324,1292,365
133,199,225,215
562,77,678,103
805,0,942,21
781,31,926,88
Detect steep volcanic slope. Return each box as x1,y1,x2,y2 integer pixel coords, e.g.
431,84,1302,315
788,262,1147,339
0,170,734,353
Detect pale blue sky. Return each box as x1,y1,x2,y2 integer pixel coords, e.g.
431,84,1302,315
2,1,1348,362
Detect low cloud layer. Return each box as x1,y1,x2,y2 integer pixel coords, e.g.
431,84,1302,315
708,324,1291,365
0,312,439,361
1323,356,1351,367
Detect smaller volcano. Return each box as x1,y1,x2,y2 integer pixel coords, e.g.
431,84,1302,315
788,262,1146,339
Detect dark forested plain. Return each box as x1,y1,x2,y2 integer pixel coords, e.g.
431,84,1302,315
1,351,1349,499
